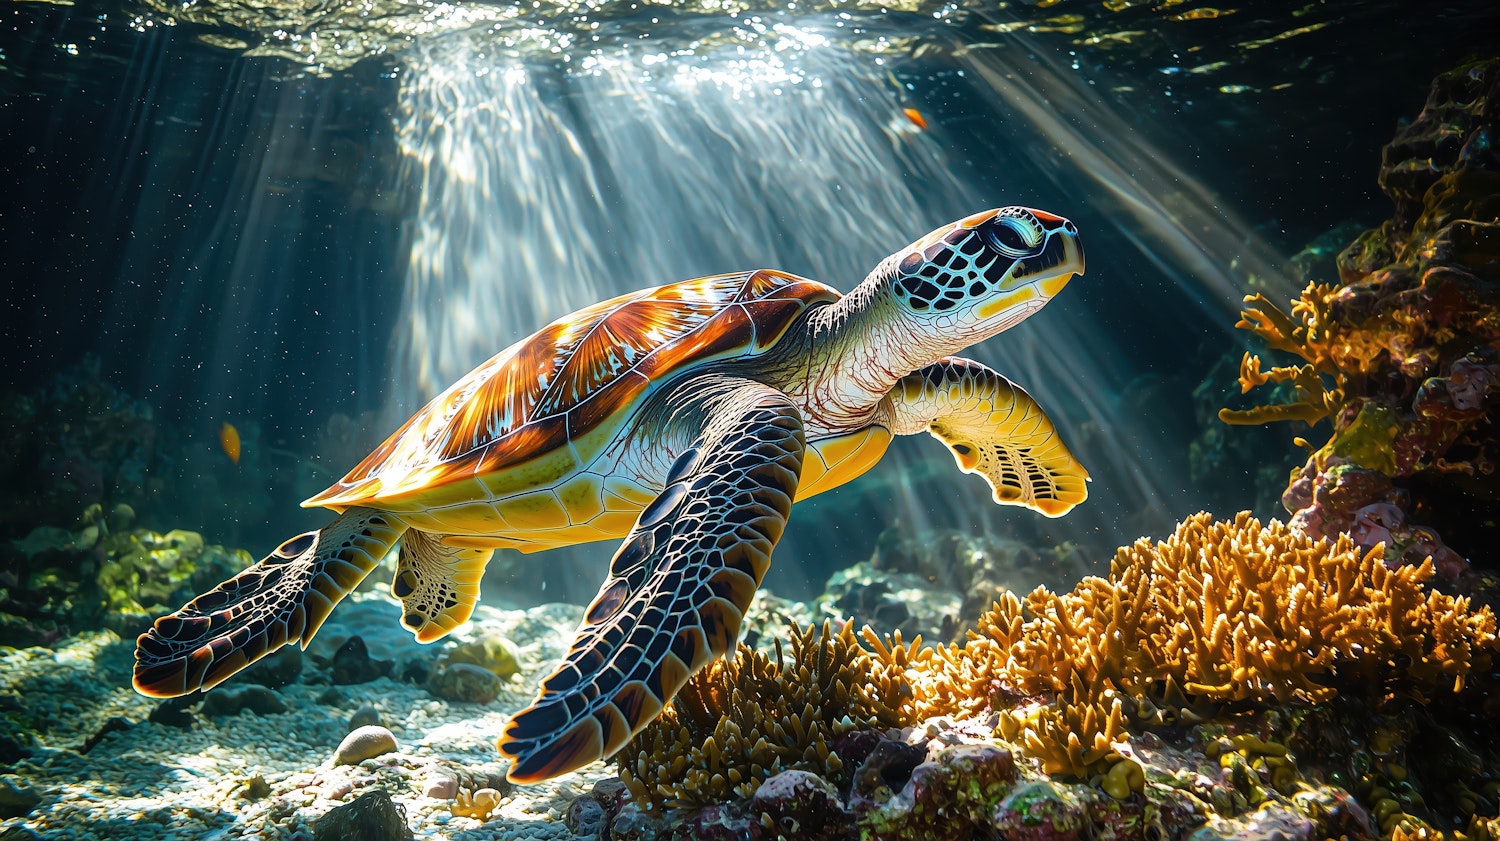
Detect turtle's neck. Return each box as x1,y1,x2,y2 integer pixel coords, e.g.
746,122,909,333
778,255,954,434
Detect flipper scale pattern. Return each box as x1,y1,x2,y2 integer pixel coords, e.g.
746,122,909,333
890,357,1089,517
132,509,406,697
498,381,805,783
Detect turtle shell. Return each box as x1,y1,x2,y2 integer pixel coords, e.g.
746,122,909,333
304,270,838,513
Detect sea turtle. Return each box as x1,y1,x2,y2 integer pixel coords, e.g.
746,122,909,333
134,207,1089,783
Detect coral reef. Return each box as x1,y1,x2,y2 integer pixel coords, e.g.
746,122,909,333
923,512,1495,779
0,358,165,539
1219,59,1500,571
858,744,1025,841
999,512,1491,702
603,512,1500,839
615,620,910,810
0,359,322,645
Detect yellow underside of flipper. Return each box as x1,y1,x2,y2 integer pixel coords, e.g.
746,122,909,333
795,426,892,501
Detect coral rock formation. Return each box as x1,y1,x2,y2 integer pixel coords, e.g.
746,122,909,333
2,505,247,644
1220,59,1500,571
606,512,1500,839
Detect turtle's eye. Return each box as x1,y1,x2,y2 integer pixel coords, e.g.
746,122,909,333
978,214,1041,257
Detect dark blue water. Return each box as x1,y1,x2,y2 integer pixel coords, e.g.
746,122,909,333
2,0,1497,601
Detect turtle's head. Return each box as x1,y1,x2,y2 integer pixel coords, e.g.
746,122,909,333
883,207,1083,347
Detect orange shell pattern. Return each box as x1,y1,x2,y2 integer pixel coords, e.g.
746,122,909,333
304,270,838,512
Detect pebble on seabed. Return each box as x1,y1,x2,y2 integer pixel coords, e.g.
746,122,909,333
349,705,383,731
334,726,399,765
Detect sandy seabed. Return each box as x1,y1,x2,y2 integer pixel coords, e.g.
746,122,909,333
1,591,627,840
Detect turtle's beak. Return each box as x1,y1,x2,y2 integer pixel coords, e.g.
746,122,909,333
1067,228,1085,277
1050,224,1084,292
1002,216,1083,298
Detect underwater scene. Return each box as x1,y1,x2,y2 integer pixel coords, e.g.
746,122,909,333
4,0,1500,836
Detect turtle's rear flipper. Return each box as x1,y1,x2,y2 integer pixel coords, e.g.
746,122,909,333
132,508,406,697
890,357,1089,517
497,380,805,783
393,529,494,644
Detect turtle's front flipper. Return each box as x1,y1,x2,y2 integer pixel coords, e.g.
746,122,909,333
498,380,805,783
133,508,406,697
890,357,1089,517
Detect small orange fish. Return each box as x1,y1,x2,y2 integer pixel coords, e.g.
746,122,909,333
903,107,929,130
220,422,241,465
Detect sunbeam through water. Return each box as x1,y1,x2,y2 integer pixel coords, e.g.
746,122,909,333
388,21,1271,599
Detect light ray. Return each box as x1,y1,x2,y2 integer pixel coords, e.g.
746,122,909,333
389,25,1288,598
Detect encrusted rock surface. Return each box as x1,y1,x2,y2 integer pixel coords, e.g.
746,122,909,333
1221,59,1500,575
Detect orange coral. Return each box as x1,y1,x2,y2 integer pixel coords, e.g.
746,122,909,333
994,689,1127,777
989,512,1496,704
1219,285,1349,427
617,620,910,810
622,512,1500,792
875,511,1499,778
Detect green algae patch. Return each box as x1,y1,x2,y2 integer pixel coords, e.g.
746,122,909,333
1321,401,1399,476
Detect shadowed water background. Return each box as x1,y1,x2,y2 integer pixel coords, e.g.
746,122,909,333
3,0,1497,601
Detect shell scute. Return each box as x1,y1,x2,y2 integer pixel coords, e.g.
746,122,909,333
563,372,651,444
304,270,837,511
430,501,512,533
496,491,571,531
557,473,606,525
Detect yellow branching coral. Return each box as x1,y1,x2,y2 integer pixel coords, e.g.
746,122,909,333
994,512,1496,704
897,512,1498,779
619,513,1500,798
995,689,1128,777
1219,285,1349,427
617,620,912,810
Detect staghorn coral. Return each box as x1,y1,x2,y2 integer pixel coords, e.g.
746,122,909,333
1003,511,1495,702
994,690,1129,779
1218,284,1348,428
868,512,1498,780
607,512,1500,836
1218,59,1500,569
1218,283,1350,425
616,620,910,810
